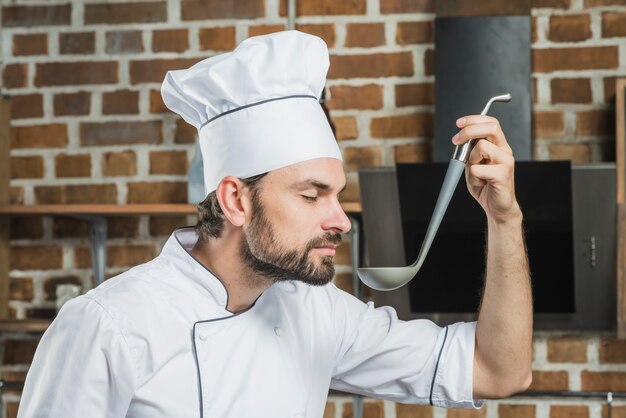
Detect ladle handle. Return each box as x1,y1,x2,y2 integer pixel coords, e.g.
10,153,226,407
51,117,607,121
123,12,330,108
411,159,466,269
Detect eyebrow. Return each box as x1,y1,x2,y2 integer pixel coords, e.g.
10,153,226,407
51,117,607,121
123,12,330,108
295,179,347,193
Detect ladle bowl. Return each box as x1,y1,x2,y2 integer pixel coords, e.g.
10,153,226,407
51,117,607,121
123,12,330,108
357,94,512,291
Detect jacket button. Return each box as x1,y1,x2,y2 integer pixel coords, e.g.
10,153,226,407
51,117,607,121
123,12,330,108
274,326,283,336
198,332,209,341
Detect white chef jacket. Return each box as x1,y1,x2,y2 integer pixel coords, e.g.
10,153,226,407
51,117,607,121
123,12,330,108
18,227,482,418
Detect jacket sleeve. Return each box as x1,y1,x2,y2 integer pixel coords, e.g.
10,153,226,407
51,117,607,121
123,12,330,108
329,288,482,409
17,295,137,418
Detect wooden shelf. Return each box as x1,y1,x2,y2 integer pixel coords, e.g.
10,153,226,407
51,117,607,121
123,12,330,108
0,202,361,216
0,319,51,333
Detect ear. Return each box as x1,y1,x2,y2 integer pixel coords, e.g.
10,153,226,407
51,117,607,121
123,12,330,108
215,176,253,228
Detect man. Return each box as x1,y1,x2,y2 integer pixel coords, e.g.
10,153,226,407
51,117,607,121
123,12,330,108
18,31,532,417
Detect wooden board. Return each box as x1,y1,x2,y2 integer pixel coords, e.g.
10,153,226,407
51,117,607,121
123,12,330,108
617,79,626,338
436,0,530,17
0,98,10,318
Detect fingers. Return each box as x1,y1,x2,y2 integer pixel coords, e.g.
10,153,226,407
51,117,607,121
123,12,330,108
467,138,515,166
452,115,513,155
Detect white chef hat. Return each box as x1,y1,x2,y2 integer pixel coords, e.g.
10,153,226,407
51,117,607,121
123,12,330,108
161,30,342,195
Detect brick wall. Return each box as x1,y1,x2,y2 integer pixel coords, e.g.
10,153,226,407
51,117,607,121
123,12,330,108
1,0,625,416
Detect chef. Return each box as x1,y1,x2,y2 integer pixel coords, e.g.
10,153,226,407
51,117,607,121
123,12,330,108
18,31,532,417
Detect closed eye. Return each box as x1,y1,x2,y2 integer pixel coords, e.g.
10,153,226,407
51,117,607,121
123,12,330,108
301,195,318,202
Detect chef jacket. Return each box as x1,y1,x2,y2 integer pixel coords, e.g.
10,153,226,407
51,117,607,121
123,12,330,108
18,227,482,418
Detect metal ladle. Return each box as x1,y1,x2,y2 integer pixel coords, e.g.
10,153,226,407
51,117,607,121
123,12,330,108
357,93,512,291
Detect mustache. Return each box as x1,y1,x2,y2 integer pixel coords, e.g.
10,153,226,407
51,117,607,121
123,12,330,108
306,232,342,251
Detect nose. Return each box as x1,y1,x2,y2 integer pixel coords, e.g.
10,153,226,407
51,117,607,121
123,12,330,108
321,199,352,234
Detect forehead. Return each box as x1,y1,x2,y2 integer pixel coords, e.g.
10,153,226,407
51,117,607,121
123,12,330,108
266,158,346,189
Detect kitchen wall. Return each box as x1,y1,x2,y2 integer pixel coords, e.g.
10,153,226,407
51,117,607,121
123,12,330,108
1,0,625,416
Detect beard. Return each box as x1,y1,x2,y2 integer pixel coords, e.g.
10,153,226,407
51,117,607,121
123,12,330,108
240,193,342,286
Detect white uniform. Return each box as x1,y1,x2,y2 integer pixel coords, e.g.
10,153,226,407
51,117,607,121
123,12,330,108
18,227,482,418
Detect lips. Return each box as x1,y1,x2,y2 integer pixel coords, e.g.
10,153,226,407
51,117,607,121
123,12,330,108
313,245,337,257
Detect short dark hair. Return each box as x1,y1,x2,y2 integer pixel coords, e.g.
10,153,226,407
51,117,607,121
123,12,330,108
195,173,267,241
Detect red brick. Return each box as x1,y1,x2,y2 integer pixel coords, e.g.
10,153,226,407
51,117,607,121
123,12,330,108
602,12,626,38
153,29,189,52
604,76,617,103
396,21,433,45
10,216,44,239
342,400,384,418
296,24,336,48
395,83,434,107
11,245,63,270
59,32,95,54
11,94,43,119
3,340,39,365
130,58,201,84
109,217,140,238
327,84,383,110
447,409,486,418
10,278,34,302
345,23,386,47
35,61,118,86
323,403,335,418
11,124,68,149
12,33,47,56
370,113,433,138
533,111,565,138
2,63,28,88
149,216,190,236
150,89,168,114
498,404,536,418
35,184,117,204
549,14,591,42
334,243,352,266
329,52,413,79
52,217,88,238
127,182,187,203
11,187,24,204
601,406,626,418
343,146,383,172
395,143,431,163
576,109,614,136
102,151,137,176
549,144,592,163
1,371,28,396
396,404,433,418
279,0,365,16
1,4,71,27
533,46,618,72
11,156,44,179
599,338,626,363
338,179,360,204
551,78,592,103
54,92,90,116
84,2,167,24
55,154,91,178
547,336,588,362
551,406,588,418
149,150,188,175
381,0,434,14
424,49,435,75
175,119,197,143
108,244,157,268
248,24,285,37
80,121,162,146
43,276,82,301
102,90,139,115
331,116,358,140
182,0,264,20
106,31,143,54
532,16,538,44
26,308,56,319
532,0,570,7
528,370,569,390
198,27,236,51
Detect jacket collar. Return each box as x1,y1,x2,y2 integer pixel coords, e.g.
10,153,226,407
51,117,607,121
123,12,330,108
160,226,230,310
